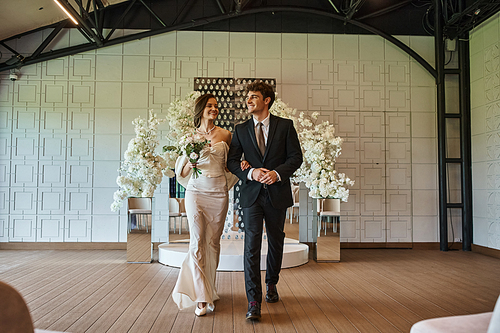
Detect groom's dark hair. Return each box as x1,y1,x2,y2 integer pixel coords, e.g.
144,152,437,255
245,80,275,109
194,93,217,128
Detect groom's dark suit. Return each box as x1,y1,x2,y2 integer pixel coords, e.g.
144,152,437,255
227,113,302,303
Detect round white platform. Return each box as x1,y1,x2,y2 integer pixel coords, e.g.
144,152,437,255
158,237,309,271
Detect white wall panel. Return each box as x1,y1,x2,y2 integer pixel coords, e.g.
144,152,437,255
68,109,93,133
10,216,36,242
65,216,91,241
335,86,359,110
282,60,307,84
413,216,438,242
282,34,307,59
37,216,64,242
340,216,360,242
334,35,359,60
0,161,9,187
152,58,175,80
11,188,37,215
12,134,38,160
12,161,37,186
386,191,411,216
93,161,120,188
92,215,120,241
229,33,255,58
66,161,93,187
361,217,386,242
359,35,385,61
309,61,333,84
122,83,149,108
38,188,65,215
0,84,12,104
387,216,412,242
95,82,122,108
308,34,333,59
361,190,386,216
96,55,122,81
41,108,66,133
43,59,67,79
360,61,385,86
336,112,359,137
39,135,66,160
256,59,281,82
177,31,203,57
203,32,229,57
360,87,385,111
386,164,411,190
385,36,410,62
70,56,95,80
413,190,438,216
150,32,177,56
123,56,149,81
334,61,359,85
15,108,39,131
16,83,40,105
360,165,385,190
280,84,308,111
67,135,93,160
0,217,7,241
39,161,65,187
386,88,409,111
66,189,92,215
95,109,120,134
0,189,8,215
336,138,359,164
123,38,150,55
256,34,281,59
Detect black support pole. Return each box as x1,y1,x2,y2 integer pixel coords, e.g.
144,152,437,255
459,36,473,251
435,0,448,251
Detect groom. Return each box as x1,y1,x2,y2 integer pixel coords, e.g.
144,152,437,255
227,81,302,320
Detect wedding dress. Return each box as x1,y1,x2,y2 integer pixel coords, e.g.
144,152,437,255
173,141,237,311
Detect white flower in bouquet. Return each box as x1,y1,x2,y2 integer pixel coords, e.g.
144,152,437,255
110,110,169,212
178,132,210,178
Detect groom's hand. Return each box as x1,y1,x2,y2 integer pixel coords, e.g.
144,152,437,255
252,168,268,182
259,170,278,185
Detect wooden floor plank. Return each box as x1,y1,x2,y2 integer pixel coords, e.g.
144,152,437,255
0,248,499,333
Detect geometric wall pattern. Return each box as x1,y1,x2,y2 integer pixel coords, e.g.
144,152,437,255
470,12,500,251
0,30,439,243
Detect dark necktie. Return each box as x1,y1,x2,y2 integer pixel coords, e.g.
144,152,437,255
256,122,265,156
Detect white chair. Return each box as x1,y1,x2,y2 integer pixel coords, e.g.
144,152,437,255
175,198,188,234
127,197,152,232
169,198,181,233
317,198,340,237
287,185,300,223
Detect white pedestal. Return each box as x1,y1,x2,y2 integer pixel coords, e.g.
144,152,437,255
158,237,309,271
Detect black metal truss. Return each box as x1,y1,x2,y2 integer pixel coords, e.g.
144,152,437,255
0,0,429,73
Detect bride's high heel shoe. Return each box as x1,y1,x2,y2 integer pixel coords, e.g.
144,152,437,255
195,303,207,317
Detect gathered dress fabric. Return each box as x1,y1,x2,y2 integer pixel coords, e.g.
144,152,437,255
172,141,237,311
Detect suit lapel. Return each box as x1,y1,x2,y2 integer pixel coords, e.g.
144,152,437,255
264,114,278,160
246,119,261,157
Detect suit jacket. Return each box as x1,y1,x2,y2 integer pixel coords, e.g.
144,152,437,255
227,114,303,210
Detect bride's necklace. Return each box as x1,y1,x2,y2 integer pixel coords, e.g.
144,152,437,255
196,125,216,135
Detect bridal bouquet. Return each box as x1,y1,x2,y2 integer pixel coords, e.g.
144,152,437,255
179,133,210,178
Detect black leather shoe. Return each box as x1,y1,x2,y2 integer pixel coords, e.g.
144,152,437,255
246,301,261,320
265,284,279,303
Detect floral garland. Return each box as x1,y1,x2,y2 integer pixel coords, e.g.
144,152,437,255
270,98,354,201
110,110,169,212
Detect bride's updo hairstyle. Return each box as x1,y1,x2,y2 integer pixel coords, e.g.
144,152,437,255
194,93,217,128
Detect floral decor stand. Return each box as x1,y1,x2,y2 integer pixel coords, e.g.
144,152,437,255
297,183,340,262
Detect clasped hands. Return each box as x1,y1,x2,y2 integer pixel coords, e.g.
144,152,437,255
240,161,277,185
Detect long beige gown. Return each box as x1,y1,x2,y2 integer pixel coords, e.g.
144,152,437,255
173,141,237,311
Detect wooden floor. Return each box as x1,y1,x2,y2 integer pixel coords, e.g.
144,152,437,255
1,248,499,333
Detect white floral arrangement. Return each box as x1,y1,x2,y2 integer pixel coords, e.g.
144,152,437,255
110,110,169,212
270,97,354,201
163,91,201,168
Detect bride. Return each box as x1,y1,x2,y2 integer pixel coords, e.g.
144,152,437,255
173,93,238,316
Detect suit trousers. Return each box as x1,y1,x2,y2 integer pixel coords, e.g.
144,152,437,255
243,187,287,303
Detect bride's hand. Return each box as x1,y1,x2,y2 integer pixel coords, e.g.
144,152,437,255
189,162,197,169
240,160,251,171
